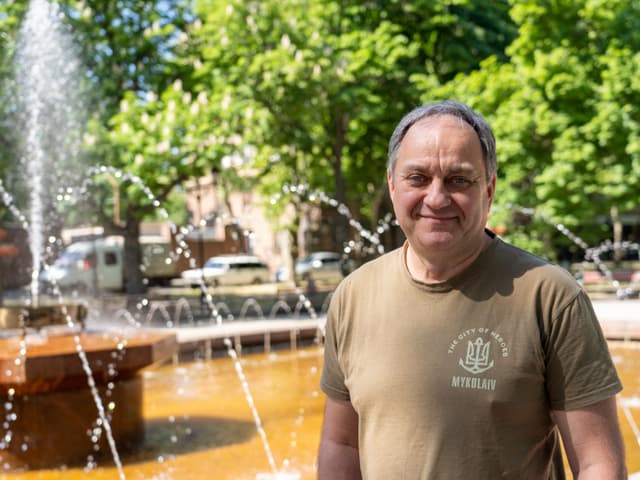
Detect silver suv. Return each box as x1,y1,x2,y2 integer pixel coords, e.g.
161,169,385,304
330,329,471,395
181,255,270,287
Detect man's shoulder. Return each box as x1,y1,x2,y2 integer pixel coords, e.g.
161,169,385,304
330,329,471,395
494,238,552,267
493,238,581,292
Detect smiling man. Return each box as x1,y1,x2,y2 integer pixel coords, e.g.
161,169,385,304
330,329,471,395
389,111,494,282
318,100,626,479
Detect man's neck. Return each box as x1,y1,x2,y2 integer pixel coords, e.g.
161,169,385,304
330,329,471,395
405,232,492,284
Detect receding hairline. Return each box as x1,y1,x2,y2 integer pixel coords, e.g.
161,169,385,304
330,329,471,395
410,112,479,132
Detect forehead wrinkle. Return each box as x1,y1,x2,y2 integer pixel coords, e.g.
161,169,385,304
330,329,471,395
397,159,478,176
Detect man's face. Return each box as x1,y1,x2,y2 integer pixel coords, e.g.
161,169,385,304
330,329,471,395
387,114,495,260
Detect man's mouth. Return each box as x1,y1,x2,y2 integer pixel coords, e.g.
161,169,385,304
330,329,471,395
415,213,456,222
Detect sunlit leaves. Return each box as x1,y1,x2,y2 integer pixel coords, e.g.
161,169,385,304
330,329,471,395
428,0,640,255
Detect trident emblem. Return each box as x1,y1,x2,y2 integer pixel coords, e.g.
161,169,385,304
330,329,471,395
459,337,495,374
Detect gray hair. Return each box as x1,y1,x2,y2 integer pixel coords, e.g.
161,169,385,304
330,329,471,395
387,100,497,181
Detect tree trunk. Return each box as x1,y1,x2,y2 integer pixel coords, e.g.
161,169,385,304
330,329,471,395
290,198,302,281
122,217,146,295
332,111,350,251
611,206,623,262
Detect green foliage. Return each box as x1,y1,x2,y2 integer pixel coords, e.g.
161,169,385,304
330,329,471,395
423,0,640,257
0,1,197,292
12,0,640,268
59,0,193,117
188,0,515,248
0,0,518,268
0,1,23,72
0,0,26,195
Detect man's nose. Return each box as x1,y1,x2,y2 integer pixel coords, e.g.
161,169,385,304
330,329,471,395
423,178,452,208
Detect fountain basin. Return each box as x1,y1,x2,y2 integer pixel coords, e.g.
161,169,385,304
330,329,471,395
0,330,177,469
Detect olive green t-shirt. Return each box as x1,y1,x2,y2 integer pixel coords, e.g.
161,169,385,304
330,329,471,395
321,236,622,479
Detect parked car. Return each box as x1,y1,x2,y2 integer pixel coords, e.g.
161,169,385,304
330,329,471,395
39,236,176,292
294,251,348,283
181,254,270,287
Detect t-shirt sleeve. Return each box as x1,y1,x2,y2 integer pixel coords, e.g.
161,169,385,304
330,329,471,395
320,285,351,401
545,290,622,410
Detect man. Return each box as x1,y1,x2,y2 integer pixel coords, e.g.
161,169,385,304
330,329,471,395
318,100,626,479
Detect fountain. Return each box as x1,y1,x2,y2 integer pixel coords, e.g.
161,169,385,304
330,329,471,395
0,0,177,475
1,2,321,476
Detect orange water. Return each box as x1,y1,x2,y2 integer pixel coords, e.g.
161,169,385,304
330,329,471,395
6,347,325,480
4,342,640,479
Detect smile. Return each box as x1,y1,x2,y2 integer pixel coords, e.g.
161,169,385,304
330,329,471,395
416,213,457,222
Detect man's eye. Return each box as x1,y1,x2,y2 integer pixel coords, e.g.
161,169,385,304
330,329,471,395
407,175,428,185
446,177,475,190
448,177,469,185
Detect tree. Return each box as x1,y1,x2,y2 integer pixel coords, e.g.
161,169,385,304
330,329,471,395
0,0,27,195
0,0,197,294
188,0,516,259
0,0,517,291
420,0,640,260
83,79,224,293
64,0,200,294
59,0,193,118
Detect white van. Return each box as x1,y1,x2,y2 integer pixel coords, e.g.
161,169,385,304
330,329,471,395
40,236,176,292
180,254,270,287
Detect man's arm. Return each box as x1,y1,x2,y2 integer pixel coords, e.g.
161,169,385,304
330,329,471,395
317,396,361,480
552,395,626,479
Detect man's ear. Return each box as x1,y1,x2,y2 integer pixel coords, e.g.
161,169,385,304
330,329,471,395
487,175,496,207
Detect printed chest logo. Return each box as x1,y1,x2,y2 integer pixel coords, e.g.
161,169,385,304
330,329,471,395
460,337,494,374
447,328,510,392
